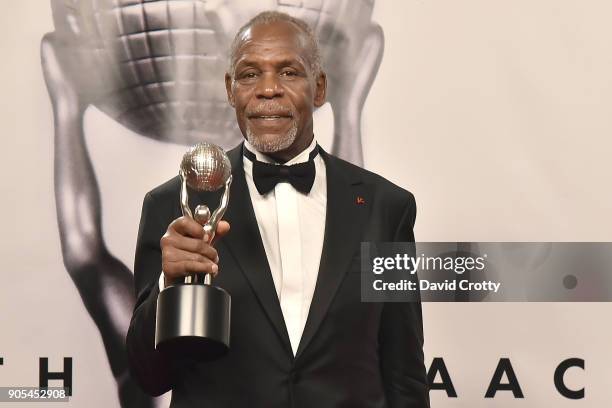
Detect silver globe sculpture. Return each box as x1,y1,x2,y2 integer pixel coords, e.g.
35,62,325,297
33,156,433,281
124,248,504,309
180,142,232,192
178,141,232,245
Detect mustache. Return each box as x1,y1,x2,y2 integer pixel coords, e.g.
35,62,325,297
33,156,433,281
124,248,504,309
245,102,294,117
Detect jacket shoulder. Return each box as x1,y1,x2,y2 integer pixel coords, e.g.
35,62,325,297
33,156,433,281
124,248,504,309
147,175,181,201
327,154,415,207
138,175,183,225
327,155,418,239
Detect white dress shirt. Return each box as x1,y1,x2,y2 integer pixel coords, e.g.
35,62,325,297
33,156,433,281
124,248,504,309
243,137,327,355
159,138,327,356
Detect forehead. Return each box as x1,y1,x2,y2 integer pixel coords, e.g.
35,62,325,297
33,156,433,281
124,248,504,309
234,21,308,65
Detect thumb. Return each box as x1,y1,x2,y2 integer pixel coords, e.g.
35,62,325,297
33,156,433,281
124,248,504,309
215,220,231,238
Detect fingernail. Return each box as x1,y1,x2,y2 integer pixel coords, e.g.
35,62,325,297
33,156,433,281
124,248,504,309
212,264,218,274
214,255,219,263
203,233,210,242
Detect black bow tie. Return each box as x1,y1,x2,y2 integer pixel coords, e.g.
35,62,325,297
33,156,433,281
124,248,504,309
243,145,320,195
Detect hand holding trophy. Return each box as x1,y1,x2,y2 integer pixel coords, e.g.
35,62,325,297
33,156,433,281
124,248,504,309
156,142,232,361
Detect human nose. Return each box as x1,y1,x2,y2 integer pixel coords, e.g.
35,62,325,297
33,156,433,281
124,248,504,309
255,73,283,99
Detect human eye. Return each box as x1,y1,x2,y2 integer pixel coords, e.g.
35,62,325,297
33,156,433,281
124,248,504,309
238,69,258,81
280,68,302,80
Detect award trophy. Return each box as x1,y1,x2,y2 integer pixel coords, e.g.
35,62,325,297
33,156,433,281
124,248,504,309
155,142,232,361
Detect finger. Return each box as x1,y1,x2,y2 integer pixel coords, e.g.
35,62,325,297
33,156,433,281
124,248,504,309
164,247,218,265
175,260,219,277
163,235,218,260
216,220,231,237
166,246,219,267
210,221,230,246
163,258,219,279
171,216,205,239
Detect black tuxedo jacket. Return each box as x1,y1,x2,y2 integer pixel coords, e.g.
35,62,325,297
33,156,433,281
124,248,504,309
127,144,429,408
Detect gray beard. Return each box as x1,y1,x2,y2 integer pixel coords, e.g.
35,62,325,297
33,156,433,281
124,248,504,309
245,119,299,153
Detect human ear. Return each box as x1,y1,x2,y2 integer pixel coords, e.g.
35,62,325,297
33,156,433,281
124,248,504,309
225,72,235,107
313,71,327,108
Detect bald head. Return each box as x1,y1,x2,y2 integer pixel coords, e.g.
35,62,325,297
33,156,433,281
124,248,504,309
227,11,322,79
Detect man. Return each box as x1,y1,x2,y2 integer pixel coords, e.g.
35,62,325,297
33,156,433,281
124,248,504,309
127,11,429,408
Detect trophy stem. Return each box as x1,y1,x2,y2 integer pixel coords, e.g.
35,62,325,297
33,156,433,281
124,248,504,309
184,274,210,285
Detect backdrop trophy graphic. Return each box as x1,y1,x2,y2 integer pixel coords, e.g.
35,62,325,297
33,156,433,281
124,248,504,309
155,142,232,360
42,1,382,405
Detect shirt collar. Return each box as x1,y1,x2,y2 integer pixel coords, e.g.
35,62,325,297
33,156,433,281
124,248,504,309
243,137,318,165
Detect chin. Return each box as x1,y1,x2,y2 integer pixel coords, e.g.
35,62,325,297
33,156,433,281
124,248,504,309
246,127,297,154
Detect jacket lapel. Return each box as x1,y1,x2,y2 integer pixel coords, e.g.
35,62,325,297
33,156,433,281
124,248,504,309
295,149,368,361
214,144,293,357
202,144,369,362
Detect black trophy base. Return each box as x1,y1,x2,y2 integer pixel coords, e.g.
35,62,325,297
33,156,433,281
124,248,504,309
155,282,231,362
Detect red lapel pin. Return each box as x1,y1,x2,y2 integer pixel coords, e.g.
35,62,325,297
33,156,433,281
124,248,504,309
356,196,365,205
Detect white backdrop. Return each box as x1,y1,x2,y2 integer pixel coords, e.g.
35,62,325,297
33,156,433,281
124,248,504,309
1,1,611,406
